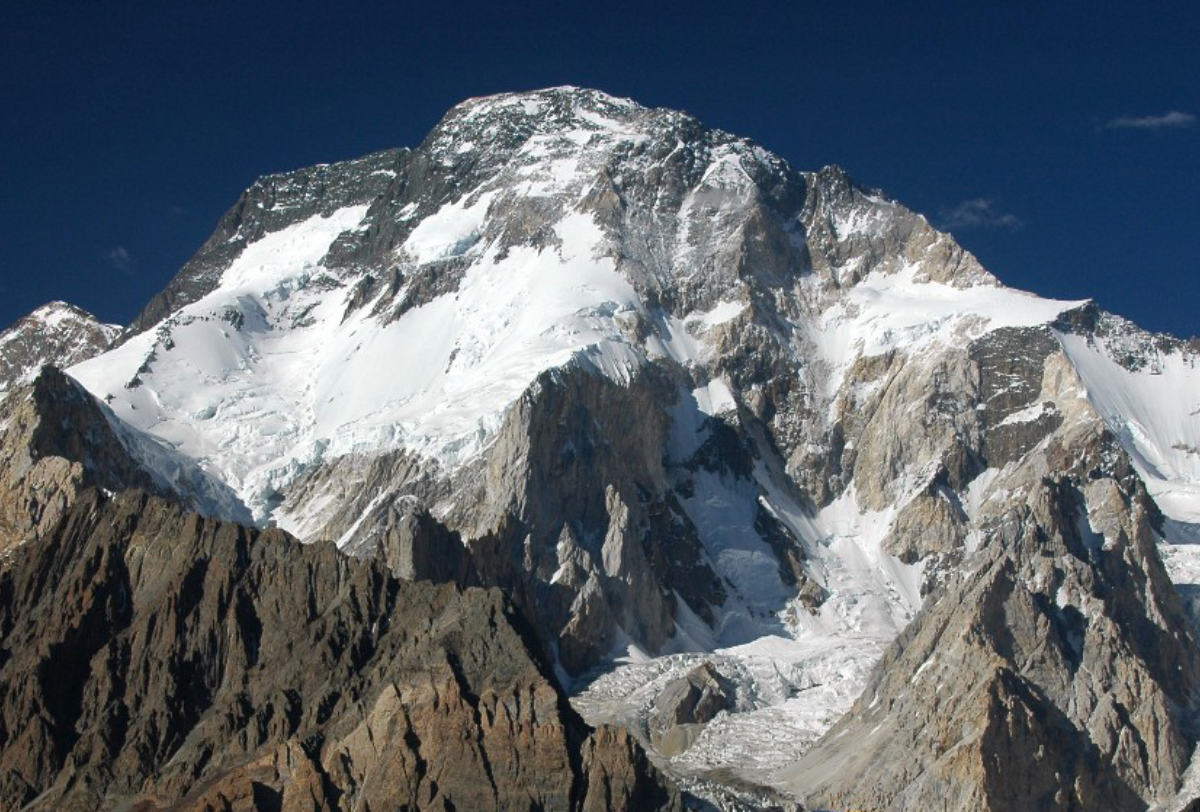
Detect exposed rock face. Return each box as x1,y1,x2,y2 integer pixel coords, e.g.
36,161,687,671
282,360,805,677
651,662,735,757
125,149,408,337
0,302,119,395
367,499,477,584
0,367,161,553
780,351,1200,811
0,367,250,556
0,489,679,812
456,364,739,674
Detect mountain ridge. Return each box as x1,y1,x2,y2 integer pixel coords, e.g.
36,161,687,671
0,301,119,395
4,86,1200,810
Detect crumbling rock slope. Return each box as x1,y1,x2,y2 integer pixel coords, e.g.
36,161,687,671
0,489,679,812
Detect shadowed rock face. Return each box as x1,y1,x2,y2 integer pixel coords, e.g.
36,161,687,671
286,361,793,677
0,367,249,556
124,149,409,338
0,489,679,812
0,367,161,553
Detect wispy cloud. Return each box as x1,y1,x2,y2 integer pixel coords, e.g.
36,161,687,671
1102,111,1196,131
938,198,1022,232
106,246,132,272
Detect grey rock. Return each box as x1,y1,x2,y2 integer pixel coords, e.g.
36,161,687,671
651,662,735,757
368,498,476,585
0,367,250,556
782,357,1200,811
0,367,162,553
125,148,407,338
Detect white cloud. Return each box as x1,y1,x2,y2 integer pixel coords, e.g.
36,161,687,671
938,199,1022,232
1103,111,1196,130
106,246,132,271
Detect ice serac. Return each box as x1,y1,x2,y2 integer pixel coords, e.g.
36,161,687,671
0,301,119,395
0,488,679,812
57,87,1200,807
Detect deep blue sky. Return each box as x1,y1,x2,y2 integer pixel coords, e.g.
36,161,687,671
1,1,1197,336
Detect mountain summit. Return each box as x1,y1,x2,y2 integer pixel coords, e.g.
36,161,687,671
0,301,118,394
3,88,1200,810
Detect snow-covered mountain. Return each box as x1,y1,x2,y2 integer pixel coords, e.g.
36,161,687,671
0,301,118,395
7,87,1200,809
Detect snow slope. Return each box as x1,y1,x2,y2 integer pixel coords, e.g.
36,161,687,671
810,261,1082,402
1058,331,1200,528
73,204,643,519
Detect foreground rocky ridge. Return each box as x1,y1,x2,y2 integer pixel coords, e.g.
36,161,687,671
0,368,169,555
0,485,679,812
0,368,249,558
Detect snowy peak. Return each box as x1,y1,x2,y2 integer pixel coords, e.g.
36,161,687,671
434,86,649,138
798,163,998,291
424,86,690,163
21,89,1200,807
67,88,1087,529
0,301,119,395
125,87,998,346
1051,300,1200,532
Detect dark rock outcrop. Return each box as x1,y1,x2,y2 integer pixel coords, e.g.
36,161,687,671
0,367,249,555
368,500,478,585
126,149,408,337
0,367,161,553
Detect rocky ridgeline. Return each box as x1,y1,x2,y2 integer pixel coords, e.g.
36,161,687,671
781,347,1200,809
0,485,679,812
0,368,163,554
0,369,679,811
